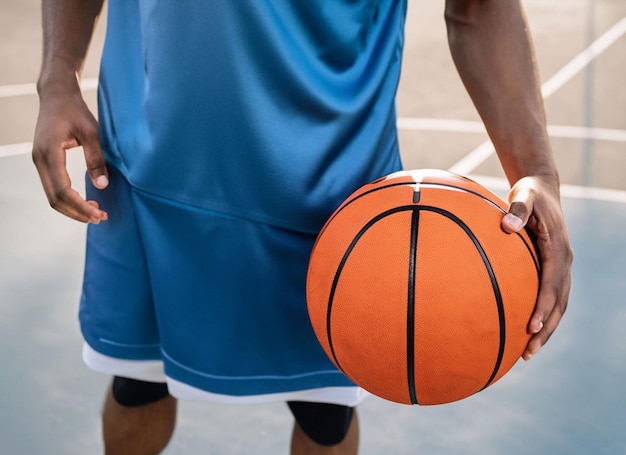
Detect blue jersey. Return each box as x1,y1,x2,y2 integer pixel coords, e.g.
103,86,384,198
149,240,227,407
98,0,406,233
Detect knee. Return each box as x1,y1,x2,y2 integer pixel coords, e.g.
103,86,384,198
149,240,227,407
111,376,170,407
288,401,356,446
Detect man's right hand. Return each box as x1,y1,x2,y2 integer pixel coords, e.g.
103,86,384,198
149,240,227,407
32,78,109,223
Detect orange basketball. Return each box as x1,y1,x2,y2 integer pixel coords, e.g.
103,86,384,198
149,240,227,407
306,169,540,405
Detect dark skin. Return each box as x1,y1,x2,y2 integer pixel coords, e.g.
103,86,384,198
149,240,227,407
444,0,572,359
33,0,572,453
33,0,108,223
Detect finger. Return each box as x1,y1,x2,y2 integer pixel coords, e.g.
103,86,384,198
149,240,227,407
522,243,572,360
33,145,108,223
502,212,524,233
75,117,109,190
86,200,109,221
54,186,108,224
502,184,534,234
528,273,557,335
522,292,567,360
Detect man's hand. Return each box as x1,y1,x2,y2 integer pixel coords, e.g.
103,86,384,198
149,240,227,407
34,0,106,223
32,80,109,223
501,176,573,360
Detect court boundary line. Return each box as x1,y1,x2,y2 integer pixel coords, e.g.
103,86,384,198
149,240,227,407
3,140,625,204
448,15,626,175
397,118,626,142
0,78,98,99
5,116,626,159
0,142,32,158
469,174,626,205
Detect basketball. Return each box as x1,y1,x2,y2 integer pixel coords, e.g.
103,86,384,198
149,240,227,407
306,169,540,405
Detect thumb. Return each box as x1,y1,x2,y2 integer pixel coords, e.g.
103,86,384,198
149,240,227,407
75,119,109,190
502,181,535,234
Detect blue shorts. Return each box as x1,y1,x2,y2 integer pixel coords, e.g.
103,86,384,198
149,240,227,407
80,166,365,405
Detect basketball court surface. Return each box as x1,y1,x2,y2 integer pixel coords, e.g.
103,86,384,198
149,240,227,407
1,1,625,453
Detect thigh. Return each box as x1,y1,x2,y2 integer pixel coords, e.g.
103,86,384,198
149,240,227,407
80,165,161,361
132,191,355,397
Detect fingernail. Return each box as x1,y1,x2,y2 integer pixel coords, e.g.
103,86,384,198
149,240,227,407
534,321,544,334
504,213,524,231
95,175,109,189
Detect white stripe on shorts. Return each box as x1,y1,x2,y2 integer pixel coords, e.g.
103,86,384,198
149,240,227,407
83,343,369,406
83,343,167,383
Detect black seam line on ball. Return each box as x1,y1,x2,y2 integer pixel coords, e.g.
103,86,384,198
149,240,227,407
321,181,505,233
419,205,506,390
326,206,418,373
407,210,420,405
326,205,505,392
319,180,539,281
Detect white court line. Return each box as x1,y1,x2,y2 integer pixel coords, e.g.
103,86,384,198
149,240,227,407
3,140,626,204
397,117,486,134
541,16,626,99
447,15,626,176
547,124,626,142
469,174,626,205
0,77,98,98
397,117,626,142
5,117,625,159
4,119,623,160
0,142,32,158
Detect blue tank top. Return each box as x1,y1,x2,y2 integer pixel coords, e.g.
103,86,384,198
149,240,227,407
98,0,406,233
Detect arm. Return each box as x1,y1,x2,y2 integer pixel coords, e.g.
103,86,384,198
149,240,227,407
444,0,573,360
33,0,108,223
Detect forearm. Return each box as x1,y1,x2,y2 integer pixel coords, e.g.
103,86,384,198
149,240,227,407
32,0,109,224
445,0,558,188
38,0,104,96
